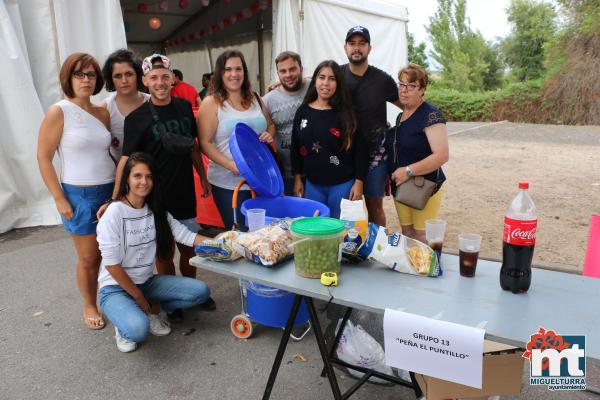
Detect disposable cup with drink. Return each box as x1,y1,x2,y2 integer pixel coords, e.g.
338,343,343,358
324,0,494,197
425,219,446,270
458,233,481,277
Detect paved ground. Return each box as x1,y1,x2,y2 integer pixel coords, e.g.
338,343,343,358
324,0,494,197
2,122,600,399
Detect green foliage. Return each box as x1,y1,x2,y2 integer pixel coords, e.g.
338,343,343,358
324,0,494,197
426,0,504,91
407,32,429,69
425,80,543,121
541,0,600,124
500,0,557,81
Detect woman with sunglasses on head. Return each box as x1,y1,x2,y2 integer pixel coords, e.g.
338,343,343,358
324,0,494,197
386,63,449,243
37,53,115,330
198,50,275,229
290,60,367,219
96,152,210,352
100,49,150,162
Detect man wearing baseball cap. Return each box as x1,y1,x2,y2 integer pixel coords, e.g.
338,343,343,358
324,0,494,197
106,54,214,320
342,26,402,227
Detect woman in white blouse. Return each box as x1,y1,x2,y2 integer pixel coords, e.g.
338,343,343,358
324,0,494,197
96,152,211,353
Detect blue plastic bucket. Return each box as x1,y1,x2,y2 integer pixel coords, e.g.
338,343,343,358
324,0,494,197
245,281,309,328
241,196,330,224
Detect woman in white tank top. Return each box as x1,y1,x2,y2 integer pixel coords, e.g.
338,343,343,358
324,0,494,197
37,53,115,331
198,50,275,229
100,49,150,162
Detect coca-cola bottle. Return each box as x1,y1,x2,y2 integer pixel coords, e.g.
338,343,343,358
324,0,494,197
500,182,537,293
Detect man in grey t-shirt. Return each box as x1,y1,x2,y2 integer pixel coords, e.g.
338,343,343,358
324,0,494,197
263,51,309,195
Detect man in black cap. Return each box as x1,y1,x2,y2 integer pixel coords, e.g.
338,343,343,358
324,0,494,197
105,54,214,320
342,26,402,227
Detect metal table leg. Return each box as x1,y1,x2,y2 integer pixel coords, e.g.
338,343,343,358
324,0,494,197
262,294,302,400
321,307,354,377
305,297,343,399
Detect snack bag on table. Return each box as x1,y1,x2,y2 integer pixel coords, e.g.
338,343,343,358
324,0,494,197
195,231,242,261
233,220,294,266
340,199,368,254
358,223,440,277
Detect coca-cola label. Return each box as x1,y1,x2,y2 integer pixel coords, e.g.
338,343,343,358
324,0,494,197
503,217,537,246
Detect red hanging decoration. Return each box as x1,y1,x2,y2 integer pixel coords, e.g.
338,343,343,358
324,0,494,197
179,0,189,9
137,2,148,13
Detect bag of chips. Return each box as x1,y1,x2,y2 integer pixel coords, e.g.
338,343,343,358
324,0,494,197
195,231,242,262
358,223,440,277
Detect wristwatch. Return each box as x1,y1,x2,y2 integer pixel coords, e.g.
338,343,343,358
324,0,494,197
405,165,414,177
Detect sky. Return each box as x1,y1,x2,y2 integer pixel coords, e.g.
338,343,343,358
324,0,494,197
398,0,513,45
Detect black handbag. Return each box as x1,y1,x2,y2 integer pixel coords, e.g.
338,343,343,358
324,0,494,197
147,100,195,156
391,122,439,210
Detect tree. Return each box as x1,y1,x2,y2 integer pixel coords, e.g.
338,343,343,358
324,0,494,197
539,0,600,124
500,0,557,81
407,32,429,69
426,0,502,91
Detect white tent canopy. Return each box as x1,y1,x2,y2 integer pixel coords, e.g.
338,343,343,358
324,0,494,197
165,0,408,95
0,0,407,233
0,0,126,233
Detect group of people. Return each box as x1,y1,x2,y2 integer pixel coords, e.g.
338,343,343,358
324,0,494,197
36,24,449,353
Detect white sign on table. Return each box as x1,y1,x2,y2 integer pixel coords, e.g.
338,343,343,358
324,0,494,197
383,309,485,388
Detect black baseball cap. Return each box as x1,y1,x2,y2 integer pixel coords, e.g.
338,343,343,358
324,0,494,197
345,26,370,43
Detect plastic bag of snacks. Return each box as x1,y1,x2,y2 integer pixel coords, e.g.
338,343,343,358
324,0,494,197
358,223,440,277
340,199,368,254
233,220,294,266
195,231,242,261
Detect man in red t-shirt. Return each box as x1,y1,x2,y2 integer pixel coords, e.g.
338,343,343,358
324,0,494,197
171,69,200,108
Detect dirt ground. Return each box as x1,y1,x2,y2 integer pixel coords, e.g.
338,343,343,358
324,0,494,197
382,121,600,273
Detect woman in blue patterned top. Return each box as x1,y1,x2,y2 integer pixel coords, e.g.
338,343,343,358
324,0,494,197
386,63,449,243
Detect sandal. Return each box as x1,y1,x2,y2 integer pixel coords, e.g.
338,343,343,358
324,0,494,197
83,313,106,330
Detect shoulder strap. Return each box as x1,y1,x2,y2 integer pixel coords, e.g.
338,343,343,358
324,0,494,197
146,99,161,124
253,91,267,113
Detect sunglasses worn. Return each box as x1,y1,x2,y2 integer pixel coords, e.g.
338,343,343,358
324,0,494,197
73,71,97,80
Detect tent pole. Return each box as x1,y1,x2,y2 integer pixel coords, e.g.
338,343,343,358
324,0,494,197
299,0,304,61
257,14,265,94
206,42,213,73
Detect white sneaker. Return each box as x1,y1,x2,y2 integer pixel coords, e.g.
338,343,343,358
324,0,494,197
149,312,171,336
115,327,137,353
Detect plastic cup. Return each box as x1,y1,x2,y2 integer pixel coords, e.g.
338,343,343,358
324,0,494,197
246,208,266,232
425,219,447,242
458,233,481,277
425,219,446,268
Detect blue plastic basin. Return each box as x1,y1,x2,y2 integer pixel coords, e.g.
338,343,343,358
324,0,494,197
241,196,330,224
246,282,309,328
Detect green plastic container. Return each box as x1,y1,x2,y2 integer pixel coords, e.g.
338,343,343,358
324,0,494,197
290,217,344,278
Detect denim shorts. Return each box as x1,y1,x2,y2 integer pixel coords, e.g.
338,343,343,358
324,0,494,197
60,182,114,235
363,163,388,198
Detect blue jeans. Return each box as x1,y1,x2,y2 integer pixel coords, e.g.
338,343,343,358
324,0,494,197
211,185,253,229
99,275,210,343
305,179,354,219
